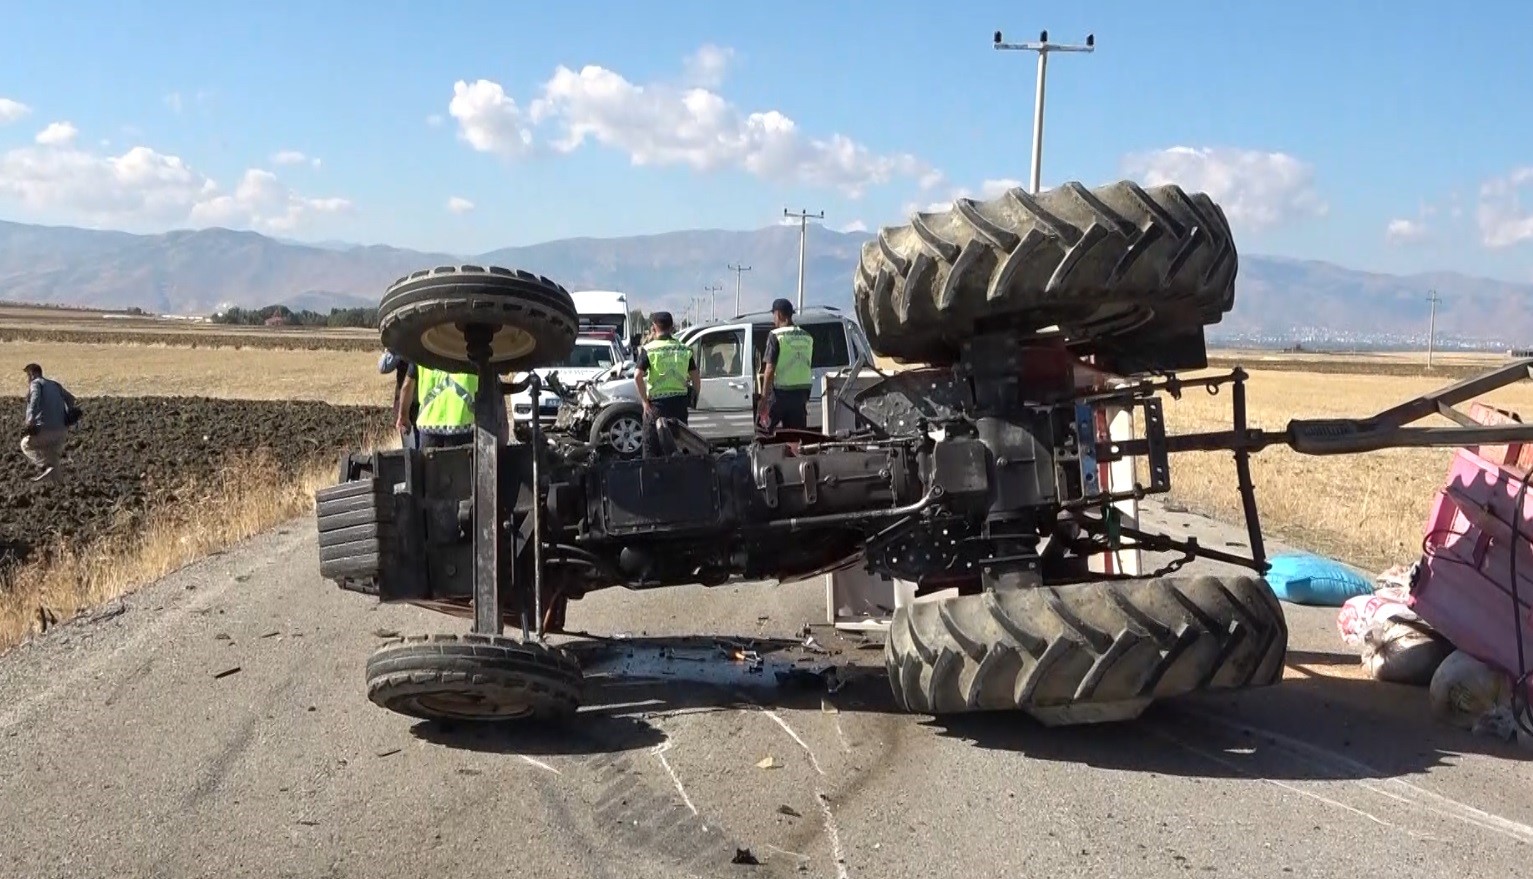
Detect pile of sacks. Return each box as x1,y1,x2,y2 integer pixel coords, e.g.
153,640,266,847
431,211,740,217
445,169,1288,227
1268,552,1528,743
1336,561,1528,743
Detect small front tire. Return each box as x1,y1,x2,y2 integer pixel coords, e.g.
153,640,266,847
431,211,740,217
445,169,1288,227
365,633,584,723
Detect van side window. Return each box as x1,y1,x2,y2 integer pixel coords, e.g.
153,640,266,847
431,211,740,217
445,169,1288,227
803,321,851,368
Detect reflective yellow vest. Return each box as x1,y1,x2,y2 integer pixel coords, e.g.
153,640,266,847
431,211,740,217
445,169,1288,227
771,325,814,390
416,366,478,431
642,337,692,399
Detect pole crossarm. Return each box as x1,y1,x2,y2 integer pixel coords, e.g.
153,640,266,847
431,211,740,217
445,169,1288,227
784,208,824,311
993,28,1095,193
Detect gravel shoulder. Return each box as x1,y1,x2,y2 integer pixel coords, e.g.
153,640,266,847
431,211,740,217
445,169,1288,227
2,502,1531,879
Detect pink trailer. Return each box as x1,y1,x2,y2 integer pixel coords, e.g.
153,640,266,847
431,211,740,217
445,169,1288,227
1412,403,1533,700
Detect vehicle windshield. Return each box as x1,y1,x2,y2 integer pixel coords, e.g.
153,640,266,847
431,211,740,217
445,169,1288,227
579,314,626,336
559,344,617,369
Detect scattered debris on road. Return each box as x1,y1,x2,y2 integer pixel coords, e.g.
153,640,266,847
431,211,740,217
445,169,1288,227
756,756,779,770
212,666,241,679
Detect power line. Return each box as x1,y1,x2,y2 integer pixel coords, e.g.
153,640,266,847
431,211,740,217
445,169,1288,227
727,263,752,316
783,208,824,311
993,27,1095,193
1427,289,1441,369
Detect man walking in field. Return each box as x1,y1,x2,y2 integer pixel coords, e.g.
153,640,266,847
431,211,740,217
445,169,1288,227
20,363,80,483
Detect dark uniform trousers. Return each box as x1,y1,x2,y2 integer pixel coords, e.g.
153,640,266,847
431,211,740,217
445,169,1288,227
643,394,691,457
766,387,811,433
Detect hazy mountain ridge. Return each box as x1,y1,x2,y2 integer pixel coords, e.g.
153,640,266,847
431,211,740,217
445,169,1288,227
1,218,1529,344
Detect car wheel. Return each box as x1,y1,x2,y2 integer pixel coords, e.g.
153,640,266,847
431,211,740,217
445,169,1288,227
591,404,644,458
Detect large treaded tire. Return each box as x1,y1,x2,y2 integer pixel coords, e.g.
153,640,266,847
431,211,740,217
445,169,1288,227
884,575,1286,726
854,180,1237,365
366,633,584,723
379,264,579,374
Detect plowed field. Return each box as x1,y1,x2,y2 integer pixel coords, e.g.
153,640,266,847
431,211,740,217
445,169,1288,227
0,396,390,570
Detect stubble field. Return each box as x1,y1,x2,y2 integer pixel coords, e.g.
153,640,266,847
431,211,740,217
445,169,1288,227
2,320,1529,651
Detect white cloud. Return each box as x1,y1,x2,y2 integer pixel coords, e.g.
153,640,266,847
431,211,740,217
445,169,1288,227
447,196,475,214
191,168,352,232
271,149,322,168
0,141,351,233
903,177,1024,215
0,98,30,124
838,220,867,233
682,44,734,87
1477,167,1533,248
450,79,533,157
1385,218,1428,245
34,121,77,146
447,48,936,198
521,61,933,198
1119,146,1327,232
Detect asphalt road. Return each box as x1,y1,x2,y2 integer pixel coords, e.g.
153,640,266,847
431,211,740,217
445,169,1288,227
3,501,1533,878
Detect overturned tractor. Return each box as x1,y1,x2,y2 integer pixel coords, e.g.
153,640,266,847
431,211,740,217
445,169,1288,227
316,180,1533,727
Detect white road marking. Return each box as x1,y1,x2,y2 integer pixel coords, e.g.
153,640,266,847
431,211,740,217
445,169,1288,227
762,708,826,776
518,755,561,775
1148,726,1396,829
651,740,699,815
817,791,852,879
1187,709,1533,846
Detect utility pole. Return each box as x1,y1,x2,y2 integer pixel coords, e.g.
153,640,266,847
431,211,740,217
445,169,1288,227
993,28,1095,194
1427,289,1440,369
784,208,824,311
727,263,752,316
704,282,723,322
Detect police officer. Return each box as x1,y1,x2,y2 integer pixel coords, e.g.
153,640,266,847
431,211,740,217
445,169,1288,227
758,298,814,433
397,362,481,449
633,311,699,457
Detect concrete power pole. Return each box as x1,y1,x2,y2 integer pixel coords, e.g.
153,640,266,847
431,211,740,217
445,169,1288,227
784,208,824,311
993,28,1095,194
727,263,752,316
704,283,723,322
1427,289,1441,369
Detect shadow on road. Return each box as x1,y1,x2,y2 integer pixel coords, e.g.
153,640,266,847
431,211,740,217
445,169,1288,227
931,648,1531,780
409,713,667,756
408,632,1531,782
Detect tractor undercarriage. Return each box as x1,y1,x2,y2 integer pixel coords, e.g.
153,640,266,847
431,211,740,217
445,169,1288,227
315,181,1533,729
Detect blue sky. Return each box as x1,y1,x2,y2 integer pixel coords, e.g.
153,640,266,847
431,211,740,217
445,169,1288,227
2,0,1533,281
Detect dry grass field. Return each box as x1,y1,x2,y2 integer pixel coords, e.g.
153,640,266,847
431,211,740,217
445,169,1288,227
1158,369,1533,573
0,340,388,405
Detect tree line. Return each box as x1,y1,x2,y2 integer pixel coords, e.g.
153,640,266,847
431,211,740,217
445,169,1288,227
211,304,379,327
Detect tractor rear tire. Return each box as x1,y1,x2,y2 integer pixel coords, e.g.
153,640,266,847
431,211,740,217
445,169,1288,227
366,633,584,723
884,575,1287,726
854,180,1237,366
379,264,579,374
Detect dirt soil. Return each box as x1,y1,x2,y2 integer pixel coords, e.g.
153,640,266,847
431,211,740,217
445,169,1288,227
0,395,390,571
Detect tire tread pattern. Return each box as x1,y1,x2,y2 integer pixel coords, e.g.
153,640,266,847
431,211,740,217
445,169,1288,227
854,180,1238,363
365,633,584,722
885,575,1287,720
378,264,579,374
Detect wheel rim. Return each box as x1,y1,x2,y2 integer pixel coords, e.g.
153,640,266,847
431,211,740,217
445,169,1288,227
418,323,538,367
608,415,642,453
400,688,535,721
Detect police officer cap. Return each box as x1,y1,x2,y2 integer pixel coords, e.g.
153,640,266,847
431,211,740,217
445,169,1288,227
651,311,674,330
771,298,795,316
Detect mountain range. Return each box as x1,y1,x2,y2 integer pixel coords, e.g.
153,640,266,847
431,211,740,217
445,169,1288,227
2,217,1530,346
